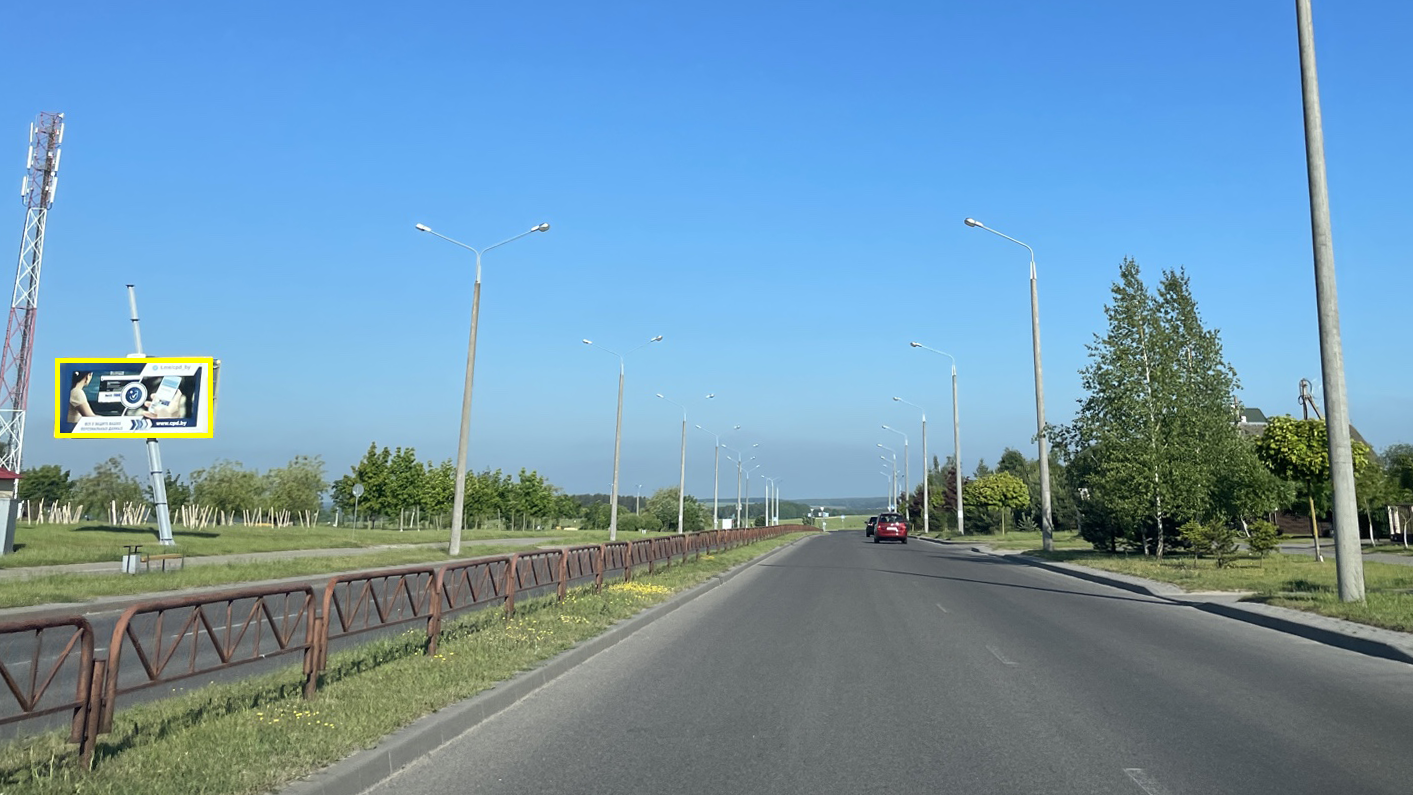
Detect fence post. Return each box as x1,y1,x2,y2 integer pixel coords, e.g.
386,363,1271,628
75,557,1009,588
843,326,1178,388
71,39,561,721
504,554,520,617
304,608,322,699
557,550,569,602
80,657,105,769
596,544,606,592
427,569,444,656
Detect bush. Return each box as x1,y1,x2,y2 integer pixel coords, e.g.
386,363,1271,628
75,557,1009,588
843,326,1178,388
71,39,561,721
1247,519,1280,558
1180,520,1241,568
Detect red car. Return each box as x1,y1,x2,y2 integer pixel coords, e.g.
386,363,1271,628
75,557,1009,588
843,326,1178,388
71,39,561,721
873,512,908,543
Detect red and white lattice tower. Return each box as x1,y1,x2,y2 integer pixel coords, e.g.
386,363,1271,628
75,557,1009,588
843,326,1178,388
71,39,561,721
0,113,64,472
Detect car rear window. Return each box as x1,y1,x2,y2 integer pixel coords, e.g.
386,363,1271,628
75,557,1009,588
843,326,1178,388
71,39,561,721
878,514,903,523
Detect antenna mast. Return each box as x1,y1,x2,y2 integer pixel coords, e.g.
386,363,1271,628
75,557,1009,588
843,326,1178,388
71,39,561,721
0,112,64,472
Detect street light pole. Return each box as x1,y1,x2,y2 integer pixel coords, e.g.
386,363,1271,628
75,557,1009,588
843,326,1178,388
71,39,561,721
909,344,964,535
877,444,896,510
694,423,736,529
1296,0,1363,602
882,425,909,520
964,218,1052,551
583,335,663,541
414,221,549,556
893,397,928,536
656,393,711,534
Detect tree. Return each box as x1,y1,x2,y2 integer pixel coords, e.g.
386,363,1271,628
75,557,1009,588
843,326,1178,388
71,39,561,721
161,471,192,513
70,457,145,519
17,464,72,505
963,472,1029,535
1059,260,1247,558
383,447,423,528
1254,415,1371,560
190,459,262,515
264,455,327,516
644,487,706,533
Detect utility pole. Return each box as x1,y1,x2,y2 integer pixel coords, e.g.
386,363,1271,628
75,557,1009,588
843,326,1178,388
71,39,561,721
1296,0,1363,601
127,286,175,546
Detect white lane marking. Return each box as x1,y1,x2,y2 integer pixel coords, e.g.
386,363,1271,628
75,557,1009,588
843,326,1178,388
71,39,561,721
935,603,949,614
985,644,1018,666
1124,768,1170,795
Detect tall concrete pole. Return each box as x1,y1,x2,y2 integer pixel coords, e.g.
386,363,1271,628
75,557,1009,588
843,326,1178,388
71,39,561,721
1296,0,1363,601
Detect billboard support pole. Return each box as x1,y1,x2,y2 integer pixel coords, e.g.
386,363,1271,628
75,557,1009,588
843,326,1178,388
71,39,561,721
126,285,174,546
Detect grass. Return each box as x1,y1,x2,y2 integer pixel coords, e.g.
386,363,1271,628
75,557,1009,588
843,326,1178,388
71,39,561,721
0,547,540,609
0,532,811,795
931,529,1093,551
0,523,695,569
1032,548,1413,632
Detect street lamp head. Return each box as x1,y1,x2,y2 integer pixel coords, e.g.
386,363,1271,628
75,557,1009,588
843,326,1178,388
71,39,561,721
650,335,664,342
581,339,592,345
655,393,665,399
414,223,432,232
705,393,715,399
533,223,550,232
909,341,922,348
963,218,983,228
892,396,901,401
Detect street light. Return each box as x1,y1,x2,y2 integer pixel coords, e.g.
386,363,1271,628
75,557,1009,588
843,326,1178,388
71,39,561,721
881,424,909,519
893,396,931,537
963,218,1054,552
415,220,549,556
908,343,965,536
761,476,776,526
877,443,896,509
724,443,757,528
656,393,713,534
694,422,738,529
583,335,664,541
744,463,761,526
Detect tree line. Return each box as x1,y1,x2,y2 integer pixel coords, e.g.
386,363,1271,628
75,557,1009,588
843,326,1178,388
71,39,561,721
892,258,1413,557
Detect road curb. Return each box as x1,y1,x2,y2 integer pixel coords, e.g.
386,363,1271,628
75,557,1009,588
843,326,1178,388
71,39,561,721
916,535,1413,666
280,533,818,795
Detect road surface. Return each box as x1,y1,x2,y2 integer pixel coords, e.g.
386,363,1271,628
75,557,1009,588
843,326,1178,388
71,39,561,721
365,531,1413,795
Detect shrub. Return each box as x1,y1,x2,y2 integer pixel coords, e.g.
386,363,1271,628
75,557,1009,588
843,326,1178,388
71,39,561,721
1180,520,1242,568
1247,519,1280,558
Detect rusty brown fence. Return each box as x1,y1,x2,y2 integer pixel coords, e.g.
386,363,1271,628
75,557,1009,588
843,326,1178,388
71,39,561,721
0,617,100,766
0,524,812,765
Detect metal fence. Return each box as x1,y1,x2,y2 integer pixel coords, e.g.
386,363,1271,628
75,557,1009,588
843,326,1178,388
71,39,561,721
0,524,812,766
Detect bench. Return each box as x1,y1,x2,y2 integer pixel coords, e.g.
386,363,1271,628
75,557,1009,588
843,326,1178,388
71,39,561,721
141,552,185,572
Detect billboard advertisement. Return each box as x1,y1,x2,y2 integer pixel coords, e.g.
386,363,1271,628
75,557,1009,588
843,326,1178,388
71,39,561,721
55,358,216,438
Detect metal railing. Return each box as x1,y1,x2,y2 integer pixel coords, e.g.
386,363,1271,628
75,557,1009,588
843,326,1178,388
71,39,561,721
0,524,813,767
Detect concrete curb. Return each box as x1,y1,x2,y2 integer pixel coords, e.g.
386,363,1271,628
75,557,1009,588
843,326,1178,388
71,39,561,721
915,535,1413,666
280,533,817,795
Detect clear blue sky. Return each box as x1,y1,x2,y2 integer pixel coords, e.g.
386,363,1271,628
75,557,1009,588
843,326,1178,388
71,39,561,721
9,0,1410,502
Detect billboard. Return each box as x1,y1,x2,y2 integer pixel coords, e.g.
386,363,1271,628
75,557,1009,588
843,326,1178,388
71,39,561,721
55,358,216,438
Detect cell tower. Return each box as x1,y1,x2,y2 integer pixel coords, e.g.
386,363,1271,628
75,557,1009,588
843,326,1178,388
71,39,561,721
0,112,64,473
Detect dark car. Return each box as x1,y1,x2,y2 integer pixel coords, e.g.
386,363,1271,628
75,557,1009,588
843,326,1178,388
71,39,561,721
865,516,878,537
874,512,908,543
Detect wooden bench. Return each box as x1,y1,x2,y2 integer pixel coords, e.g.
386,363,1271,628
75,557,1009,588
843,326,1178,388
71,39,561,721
141,552,185,572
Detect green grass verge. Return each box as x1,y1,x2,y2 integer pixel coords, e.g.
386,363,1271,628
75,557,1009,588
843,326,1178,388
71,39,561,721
0,547,538,609
1,522,591,568
915,530,1093,551
0,532,812,795
1032,549,1413,632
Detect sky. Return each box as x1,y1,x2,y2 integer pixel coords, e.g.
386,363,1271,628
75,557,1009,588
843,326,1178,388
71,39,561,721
7,0,1411,503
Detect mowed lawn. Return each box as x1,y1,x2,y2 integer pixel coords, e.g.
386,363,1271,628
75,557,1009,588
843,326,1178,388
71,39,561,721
0,522,587,568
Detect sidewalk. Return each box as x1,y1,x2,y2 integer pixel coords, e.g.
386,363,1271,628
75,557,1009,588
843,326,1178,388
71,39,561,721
920,536,1413,667
1277,540,1413,566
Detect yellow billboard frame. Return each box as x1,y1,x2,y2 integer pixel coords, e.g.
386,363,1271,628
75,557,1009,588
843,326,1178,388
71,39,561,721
54,357,216,439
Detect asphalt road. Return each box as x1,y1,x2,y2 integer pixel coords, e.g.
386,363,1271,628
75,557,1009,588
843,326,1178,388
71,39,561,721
364,532,1413,795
